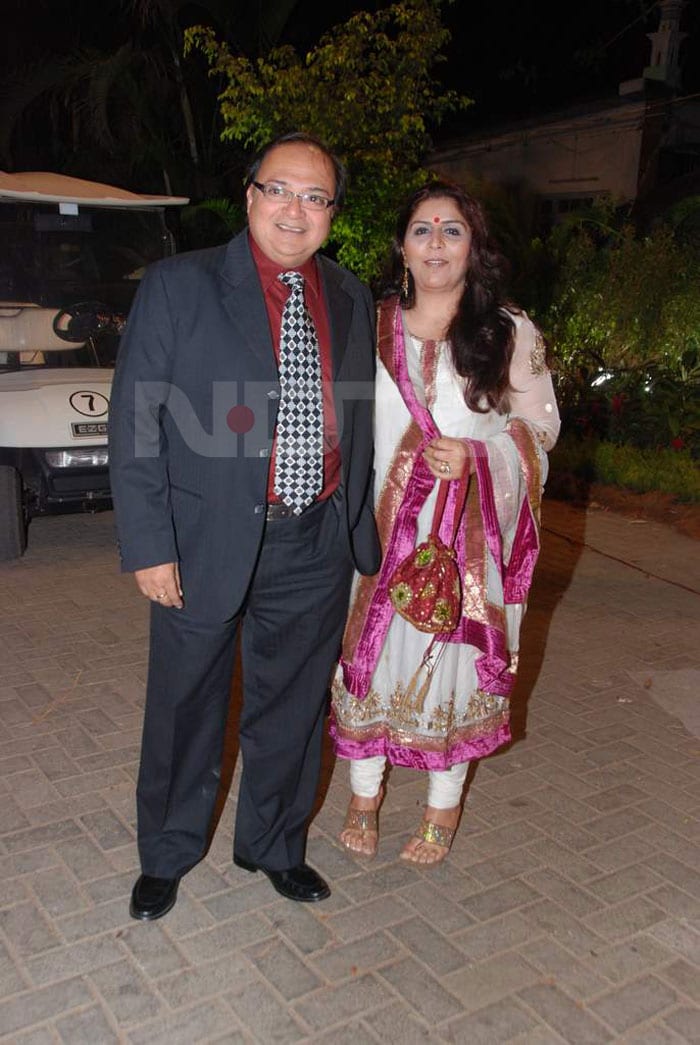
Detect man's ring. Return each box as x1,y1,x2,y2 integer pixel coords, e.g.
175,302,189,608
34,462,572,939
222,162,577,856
440,461,450,475
156,592,166,600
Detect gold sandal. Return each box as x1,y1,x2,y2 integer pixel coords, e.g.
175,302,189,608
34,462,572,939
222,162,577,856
339,801,380,857
400,818,455,865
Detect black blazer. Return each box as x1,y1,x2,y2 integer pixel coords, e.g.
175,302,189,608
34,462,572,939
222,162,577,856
109,230,380,621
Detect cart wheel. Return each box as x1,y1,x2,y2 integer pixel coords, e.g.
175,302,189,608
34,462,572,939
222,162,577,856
0,466,28,560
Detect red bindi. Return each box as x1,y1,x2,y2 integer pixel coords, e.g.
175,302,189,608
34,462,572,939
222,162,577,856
432,216,440,223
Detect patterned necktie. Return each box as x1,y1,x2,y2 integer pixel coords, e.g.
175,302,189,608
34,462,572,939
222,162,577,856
274,271,324,514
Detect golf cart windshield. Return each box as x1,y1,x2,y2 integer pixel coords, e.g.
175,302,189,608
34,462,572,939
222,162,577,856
0,202,174,311
0,172,188,372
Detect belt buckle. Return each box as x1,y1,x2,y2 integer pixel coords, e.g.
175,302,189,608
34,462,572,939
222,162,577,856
266,502,295,521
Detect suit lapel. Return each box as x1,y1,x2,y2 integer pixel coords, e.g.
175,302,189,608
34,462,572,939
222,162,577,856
218,232,276,375
218,235,356,381
318,256,353,379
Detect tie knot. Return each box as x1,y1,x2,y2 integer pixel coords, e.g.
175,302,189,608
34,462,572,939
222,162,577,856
278,271,304,290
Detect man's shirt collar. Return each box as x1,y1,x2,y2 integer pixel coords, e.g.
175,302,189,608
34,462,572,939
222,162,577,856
249,232,321,298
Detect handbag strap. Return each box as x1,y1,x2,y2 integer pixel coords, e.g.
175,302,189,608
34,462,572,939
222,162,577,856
429,474,470,545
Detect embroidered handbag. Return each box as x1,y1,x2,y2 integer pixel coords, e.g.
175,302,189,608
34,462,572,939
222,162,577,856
388,476,469,633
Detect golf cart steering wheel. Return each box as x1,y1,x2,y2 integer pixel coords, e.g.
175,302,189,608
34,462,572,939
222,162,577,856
52,301,113,343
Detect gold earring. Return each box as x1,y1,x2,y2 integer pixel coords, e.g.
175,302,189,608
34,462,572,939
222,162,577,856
401,261,410,299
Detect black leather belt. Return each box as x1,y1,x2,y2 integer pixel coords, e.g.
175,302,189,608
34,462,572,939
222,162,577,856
266,502,297,521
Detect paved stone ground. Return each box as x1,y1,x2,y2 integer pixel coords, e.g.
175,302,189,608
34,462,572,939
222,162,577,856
0,501,698,1044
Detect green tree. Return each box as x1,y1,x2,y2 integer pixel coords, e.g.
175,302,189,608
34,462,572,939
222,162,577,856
543,202,700,454
547,206,700,374
186,0,470,282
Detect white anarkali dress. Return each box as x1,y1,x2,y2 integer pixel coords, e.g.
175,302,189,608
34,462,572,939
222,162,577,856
331,304,560,771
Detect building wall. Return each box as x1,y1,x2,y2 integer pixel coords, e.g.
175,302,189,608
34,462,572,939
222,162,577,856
430,101,647,206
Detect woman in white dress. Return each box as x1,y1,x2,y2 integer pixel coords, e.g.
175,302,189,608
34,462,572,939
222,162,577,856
330,180,560,864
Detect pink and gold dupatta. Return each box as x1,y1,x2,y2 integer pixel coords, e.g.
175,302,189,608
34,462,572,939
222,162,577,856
339,296,543,703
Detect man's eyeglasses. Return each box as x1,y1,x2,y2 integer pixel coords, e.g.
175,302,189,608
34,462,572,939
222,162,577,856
252,181,335,211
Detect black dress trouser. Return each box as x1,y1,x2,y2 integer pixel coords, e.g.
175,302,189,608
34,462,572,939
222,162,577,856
135,496,354,878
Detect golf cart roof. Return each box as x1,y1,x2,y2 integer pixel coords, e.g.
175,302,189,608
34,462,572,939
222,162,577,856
0,171,189,208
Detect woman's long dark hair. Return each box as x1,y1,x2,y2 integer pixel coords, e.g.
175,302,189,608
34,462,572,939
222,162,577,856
381,180,516,412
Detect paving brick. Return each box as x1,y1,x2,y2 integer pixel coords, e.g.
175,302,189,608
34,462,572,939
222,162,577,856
663,1005,700,1040
119,922,187,979
336,860,421,903
309,932,402,982
380,956,465,1023
590,974,678,1032
645,853,700,900
157,953,256,1012
459,878,541,921
647,918,700,964
524,900,606,954
0,877,28,908
244,937,321,1000
466,847,544,887
53,837,116,883
518,983,611,1043
10,769,62,811
453,911,538,963
296,1021,382,1045
585,863,664,904
0,978,93,1038
522,839,602,884
325,895,411,943
83,869,135,905
584,896,666,941
637,825,700,875
385,917,464,977
127,999,240,1044
149,890,217,938
0,795,32,833
79,809,133,851
583,807,654,843
532,812,600,853
28,865,90,918
26,934,125,987
294,973,394,1032
2,501,699,1042
56,897,130,942
618,1020,685,1044
589,935,677,982
55,1004,121,1043
584,833,660,872
0,901,60,957
444,952,540,1014
659,957,700,1004
397,881,475,934
0,938,28,1000
444,997,541,1043
523,937,610,999
523,868,602,918
265,902,333,955
12,1027,59,1045
178,912,272,964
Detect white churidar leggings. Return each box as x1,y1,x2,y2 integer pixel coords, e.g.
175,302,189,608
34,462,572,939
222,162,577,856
350,756,469,808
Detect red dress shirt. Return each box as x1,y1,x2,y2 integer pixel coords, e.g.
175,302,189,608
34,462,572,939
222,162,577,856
250,234,341,506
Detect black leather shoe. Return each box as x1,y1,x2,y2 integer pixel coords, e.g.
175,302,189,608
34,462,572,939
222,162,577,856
233,855,330,902
129,874,180,921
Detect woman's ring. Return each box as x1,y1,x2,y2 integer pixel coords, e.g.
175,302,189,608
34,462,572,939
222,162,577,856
440,461,450,475
156,592,166,600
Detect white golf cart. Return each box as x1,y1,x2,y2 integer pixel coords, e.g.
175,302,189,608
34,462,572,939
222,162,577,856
0,172,188,559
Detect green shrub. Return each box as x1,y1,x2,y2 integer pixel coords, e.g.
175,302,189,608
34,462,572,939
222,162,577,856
549,436,700,503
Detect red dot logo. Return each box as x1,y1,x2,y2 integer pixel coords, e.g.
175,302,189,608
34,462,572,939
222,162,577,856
226,406,255,433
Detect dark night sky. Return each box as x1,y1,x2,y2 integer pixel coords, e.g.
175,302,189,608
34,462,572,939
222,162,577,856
289,0,700,136
4,0,699,161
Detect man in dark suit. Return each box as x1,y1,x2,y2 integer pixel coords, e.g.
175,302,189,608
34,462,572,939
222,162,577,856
109,131,379,920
